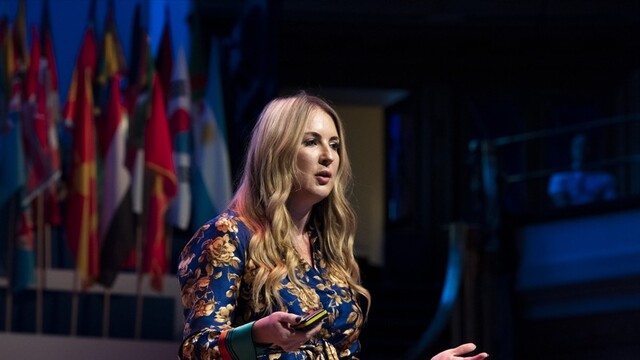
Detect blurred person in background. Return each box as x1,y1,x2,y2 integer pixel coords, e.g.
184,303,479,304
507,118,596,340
548,132,617,207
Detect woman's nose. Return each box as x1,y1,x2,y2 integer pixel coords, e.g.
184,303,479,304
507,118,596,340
319,145,334,165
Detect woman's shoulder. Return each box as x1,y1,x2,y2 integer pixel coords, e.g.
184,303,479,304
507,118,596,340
189,210,252,246
200,210,249,234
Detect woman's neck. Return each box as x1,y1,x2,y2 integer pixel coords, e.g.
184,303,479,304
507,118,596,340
286,203,312,235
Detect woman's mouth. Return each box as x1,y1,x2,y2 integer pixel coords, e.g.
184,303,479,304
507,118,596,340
316,171,332,184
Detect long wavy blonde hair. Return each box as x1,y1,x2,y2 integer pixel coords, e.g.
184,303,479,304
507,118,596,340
229,91,370,315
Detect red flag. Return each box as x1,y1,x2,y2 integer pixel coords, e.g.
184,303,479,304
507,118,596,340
63,27,97,126
21,26,57,205
65,28,99,287
23,26,39,103
143,73,177,291
41,0,63,225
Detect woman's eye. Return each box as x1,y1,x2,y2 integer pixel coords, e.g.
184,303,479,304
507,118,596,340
330,142,340,150
303,139,317,146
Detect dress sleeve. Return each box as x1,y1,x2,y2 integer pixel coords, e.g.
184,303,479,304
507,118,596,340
177,213,257,360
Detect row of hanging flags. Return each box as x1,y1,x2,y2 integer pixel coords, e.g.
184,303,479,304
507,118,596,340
0,0,234,294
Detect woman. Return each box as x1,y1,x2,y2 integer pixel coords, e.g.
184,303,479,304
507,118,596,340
177,91,488,360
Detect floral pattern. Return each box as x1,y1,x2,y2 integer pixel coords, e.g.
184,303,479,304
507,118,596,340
177,211,365,359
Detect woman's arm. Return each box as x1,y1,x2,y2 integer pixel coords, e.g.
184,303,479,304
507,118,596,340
177,214,250,359
177,213,321,359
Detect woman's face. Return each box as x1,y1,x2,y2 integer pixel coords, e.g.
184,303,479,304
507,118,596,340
289,109,341,208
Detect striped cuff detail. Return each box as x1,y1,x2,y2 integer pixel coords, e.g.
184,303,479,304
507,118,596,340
218,322,257,360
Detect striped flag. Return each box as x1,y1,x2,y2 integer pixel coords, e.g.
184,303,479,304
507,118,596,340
95,0,127,112
166,47,191,230
97,75,134,288
121,30,153,271
126,33,153,217
143,73,177,291
190,37,232,231
97,0,127,86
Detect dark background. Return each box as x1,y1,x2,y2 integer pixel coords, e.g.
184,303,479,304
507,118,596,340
190,1,640,359
3,1,637,359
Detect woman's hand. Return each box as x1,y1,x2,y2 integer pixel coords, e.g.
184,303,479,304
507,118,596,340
431,343,489,360
252,311,323,352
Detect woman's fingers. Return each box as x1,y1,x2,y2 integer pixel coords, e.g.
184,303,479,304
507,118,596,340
431,343,489,360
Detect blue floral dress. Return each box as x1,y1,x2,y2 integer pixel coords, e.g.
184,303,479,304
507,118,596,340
177,211,366,360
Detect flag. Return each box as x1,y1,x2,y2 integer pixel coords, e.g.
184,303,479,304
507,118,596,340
97,74,134,288
120,27,154,271
0,50,34,293
190,37,233,231
166,46,191,230
97,0,127,83
21,26,58,205
95,0,127,110
12,0,29,73
94,0,128,201
155,7,173,104
41,0,63,225
65,28,99,287
126,31,154,216
62,4,98,126
0,97,25,208
143,73,177,291
0,17,13,98
41,0,60,109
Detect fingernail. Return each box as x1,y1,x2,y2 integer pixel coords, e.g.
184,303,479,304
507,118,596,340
295,316,302,323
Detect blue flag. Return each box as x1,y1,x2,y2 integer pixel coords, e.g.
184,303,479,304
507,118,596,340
190,37,232,231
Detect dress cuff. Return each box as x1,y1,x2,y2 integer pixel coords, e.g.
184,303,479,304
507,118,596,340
219,322,257,360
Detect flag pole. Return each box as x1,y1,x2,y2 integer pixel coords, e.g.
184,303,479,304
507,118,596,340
166,224,173,281
35,193,44,333
102,287,111,337
70,267,80,336
4,196,17,332
134,215,144,339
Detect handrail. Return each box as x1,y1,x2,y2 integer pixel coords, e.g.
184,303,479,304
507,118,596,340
490,112,640,147
504,153,640,184
476,112,640,188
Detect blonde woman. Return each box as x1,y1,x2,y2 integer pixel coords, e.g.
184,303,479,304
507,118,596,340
177,91,488,360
